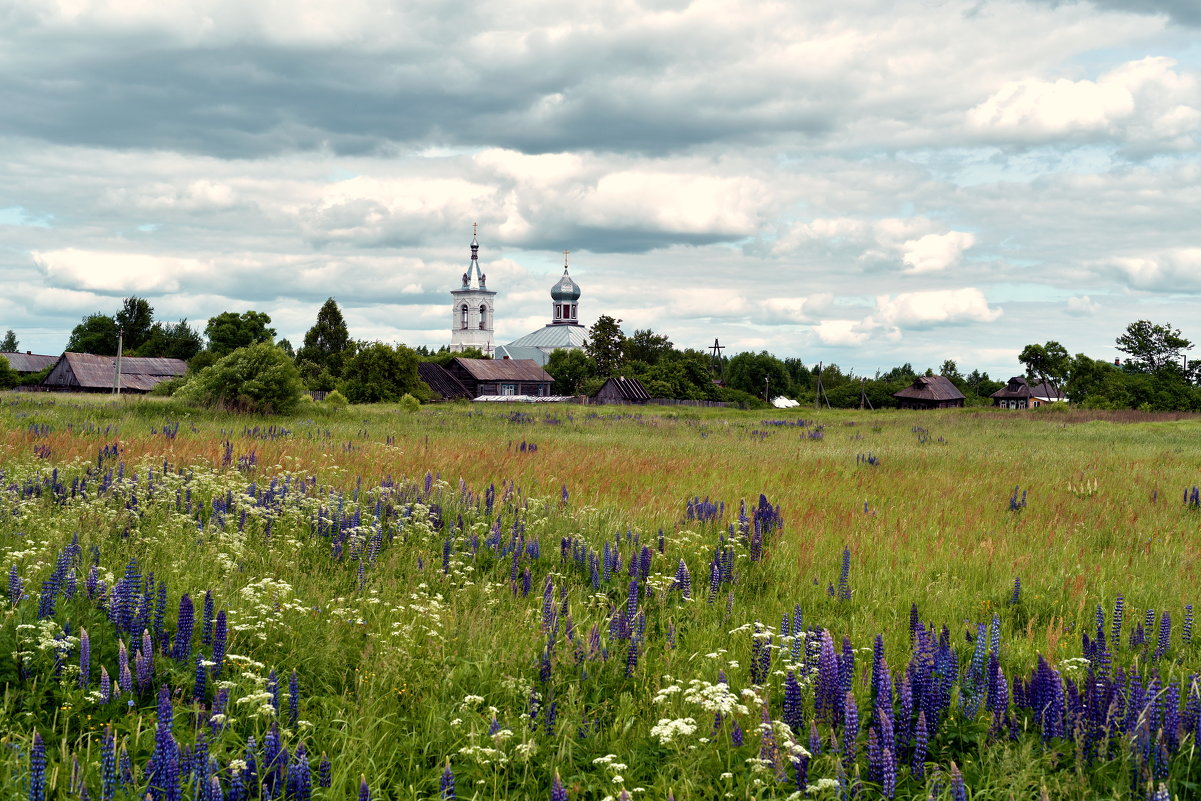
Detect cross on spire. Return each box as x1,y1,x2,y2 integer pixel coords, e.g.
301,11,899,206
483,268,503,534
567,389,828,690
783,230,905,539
473,221,478,237
563,249,570,272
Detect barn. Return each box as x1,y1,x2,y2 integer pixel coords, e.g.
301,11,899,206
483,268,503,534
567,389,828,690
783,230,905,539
42,352,187,393
893,375,966,410
591,375,651,405
441,358,554,398
1,351,58,377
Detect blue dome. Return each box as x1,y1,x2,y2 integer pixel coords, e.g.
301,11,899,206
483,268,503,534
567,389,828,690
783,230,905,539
551,268,580,301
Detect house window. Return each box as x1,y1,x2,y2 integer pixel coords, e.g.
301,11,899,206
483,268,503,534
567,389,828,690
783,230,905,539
479,304,487,330
501,383,516,396
460,305,469,329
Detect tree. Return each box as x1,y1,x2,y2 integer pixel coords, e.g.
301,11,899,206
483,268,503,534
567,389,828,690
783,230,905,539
176,343,303,414
66,313,120,355
0,356,18,389
545,349,595,395
1018,341,1070,395
340,342,424,403
205,311,276,357
135,319,203,361
726,351,792,400
585,315,626,377
622,329,673,366
297,298,351,377
277,339,296,359
1116,320,1192,374
1,330,17,352
115,297,155,352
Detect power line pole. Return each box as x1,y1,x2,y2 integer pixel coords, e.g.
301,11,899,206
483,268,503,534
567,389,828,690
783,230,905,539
114,327,124,396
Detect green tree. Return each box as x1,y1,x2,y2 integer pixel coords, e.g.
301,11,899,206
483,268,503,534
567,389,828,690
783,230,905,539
115,297,155,351
1,330,17,352
297,298,351,377
340,342,425,403
205,311,276,357
0,356,18,389
585,315,626,377
277,339,296,359
66,313,120,355
176,343,303,414
1018,341,1070,395
545,349,595,395
622,329,673,366
135,319,203,361
726,351,792,400
1115,320,1192,374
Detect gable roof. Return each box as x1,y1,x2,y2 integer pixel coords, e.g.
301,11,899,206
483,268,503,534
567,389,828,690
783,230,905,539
0,352,57,373
417,362,472,400
593,375,650,402
991,376,1032,399
892,375,965,402
45,352,187,391
1029,381,1065,401
453,357,553,383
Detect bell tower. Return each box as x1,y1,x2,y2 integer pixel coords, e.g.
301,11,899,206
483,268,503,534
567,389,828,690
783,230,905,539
450,223,496,354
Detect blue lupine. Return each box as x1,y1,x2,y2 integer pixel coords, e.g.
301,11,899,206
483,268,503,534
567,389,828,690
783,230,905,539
837,546,851,601
784,671,803,732
8,565,21,604
843,691,859,763
289,669,301,726
1155,612,1171,659
440,760,456,799
674,559,691,598
912,710,928,779
732,719,744,746
551,771,568,801
173,593,194,661
29,731,46,801
212,611,227,675
288,743,312,801
1009,576,1021,605
117,641,132,695
201,590,214,646
1113,594,1125,645
318,754,332,788
193,652,207,701
99,665,111,703
100,727,116,801
79,627,90,688
950,761,966,801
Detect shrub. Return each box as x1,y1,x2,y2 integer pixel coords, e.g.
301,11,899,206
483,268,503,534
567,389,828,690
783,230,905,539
324,389,349,408
176,343,303,414
148,376,187,397
399,393,420,413
0,356,17,390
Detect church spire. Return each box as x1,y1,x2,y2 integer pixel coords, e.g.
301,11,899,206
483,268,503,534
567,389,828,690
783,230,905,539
462,222,486,288
550,248,581,326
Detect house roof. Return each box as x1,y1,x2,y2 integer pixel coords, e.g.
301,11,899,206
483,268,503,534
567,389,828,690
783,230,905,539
1029,381,1065,401
892,375,965,402
47,352,187,390
593,375,650,402
991,376,1033,399
417,362,472,400
453,357,553,383
0,352,57,373
495,324,587,366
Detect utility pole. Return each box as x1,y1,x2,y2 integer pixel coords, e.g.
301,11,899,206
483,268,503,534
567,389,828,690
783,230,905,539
114,326,124,396
765,375,770,402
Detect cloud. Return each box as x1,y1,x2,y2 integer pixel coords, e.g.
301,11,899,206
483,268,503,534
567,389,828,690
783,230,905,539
761,293,835,323
34,249,210,293
900,231,976,274
1108,248,1201,292
967,57,1201,146
813,319,871,347
1066,295,1100,315
871,288,1002,329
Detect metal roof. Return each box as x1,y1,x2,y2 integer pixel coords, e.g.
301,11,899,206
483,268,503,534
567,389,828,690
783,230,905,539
495,324,587,366
550,268,581,301
45,352,187,390
593,375,651,402
0,352,57,373
453,357,554,382
892,375,965,402
417,362,472,400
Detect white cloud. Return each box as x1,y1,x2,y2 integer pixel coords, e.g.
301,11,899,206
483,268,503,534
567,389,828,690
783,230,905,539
871,288,1002,329
761,293,834,323
1066,295,1100,315
1109,248,1201,292
33,249,209,293
813,319,870,347
900,231,976,274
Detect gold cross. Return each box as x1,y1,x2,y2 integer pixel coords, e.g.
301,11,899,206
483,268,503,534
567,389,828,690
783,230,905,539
473,222,478,237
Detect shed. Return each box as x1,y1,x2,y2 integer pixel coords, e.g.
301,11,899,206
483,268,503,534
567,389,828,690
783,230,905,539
0,352,58,376
893,375,965,410
444,358,554,398
591,375,651,405
417,362,473,401
42,352,187,393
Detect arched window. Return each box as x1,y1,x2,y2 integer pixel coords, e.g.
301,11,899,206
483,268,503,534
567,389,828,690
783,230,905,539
479,304,488,330
460,305,469,330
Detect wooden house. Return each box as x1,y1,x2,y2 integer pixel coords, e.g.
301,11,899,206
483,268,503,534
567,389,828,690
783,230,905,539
416,362,472,401
442,358,554,398
991,376,1065,409
591,375,651,405
0,351,58,377
42,352,187,393
893,375,965,410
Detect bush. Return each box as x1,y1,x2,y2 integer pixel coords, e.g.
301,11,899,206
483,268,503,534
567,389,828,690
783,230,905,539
399,393,420,413
324,389,349,408
176,343,304,414
148,376,187,397
0,356,17,390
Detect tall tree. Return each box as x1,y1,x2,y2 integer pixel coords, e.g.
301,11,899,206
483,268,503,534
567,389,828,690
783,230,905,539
1,330,17,352
115,297,155,351
1115,320,1192,373
585,315,626,377
726,351,792,400
622,329,673,366
204,311,276,357
340,342,423,403
545,348,595,395
1018,341,1070,395
66,313,120,355
297,298,351,377
135,319,203,361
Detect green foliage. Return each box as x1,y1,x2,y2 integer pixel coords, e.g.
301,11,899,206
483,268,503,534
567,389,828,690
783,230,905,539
399,393,420,413
726,351,792,400
297,359,337,392
339,342,423,403
18,364,53,387
176,343,303,414
65,312,120,355
134,319,204,360
296,298,351,377
1116,320,1193,373
585,315,626,377
425,347,486,367
0,356,17,389
204,310,276,357
324,389,348,407
115,297,155,351
147,376,187,397
1018,341,1070,393
0,329,17,351
545,348,595,395
622,328,673,365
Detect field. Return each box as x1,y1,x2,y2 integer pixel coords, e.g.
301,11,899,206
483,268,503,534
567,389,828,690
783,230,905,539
1,393,1199,801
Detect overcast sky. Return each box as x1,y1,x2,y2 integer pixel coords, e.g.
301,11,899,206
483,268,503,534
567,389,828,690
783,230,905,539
2,0,1199,378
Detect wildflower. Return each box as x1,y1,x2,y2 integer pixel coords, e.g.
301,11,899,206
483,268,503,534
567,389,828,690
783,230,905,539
29,731,46,801
551,771,568,801
950,761,967,801
650,717,697,745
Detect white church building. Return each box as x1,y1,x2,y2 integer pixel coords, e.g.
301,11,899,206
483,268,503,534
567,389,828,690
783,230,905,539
448,225,496,354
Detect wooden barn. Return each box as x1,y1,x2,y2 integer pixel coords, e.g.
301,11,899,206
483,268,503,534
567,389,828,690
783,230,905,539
0,351,58,377
417,362,472,401
42,352,187,393
441,358,554,398
591,375,651,405
991,376,1065,409
893,375,965,410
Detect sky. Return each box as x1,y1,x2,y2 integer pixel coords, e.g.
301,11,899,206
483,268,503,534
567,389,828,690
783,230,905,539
2,0,1199,380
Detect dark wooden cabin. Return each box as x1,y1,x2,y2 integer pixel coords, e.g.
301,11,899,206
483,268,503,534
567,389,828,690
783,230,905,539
893,375,965,410
42,352,187,393
417,362,472,401
591,375,651,405
443,358,553,398
991,376,1065,409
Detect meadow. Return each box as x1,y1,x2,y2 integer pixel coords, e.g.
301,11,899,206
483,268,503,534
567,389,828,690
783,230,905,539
1,393,1199,801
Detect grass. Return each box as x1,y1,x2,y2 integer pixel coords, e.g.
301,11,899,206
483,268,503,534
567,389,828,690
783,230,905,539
1,393,1199,800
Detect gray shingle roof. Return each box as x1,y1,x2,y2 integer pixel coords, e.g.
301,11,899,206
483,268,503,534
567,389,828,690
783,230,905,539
0,352,57,373
893,375,965,402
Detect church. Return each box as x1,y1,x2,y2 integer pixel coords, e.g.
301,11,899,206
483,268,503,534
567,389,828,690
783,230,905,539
449,228,587,367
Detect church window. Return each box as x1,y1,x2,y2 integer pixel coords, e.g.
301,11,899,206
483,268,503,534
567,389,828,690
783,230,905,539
479,304,488,330
460,305,469,329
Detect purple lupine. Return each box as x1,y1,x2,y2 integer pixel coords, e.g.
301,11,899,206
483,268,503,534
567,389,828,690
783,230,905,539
99,665,111,704
784,672,803,733
136,649,151,693
193,652,207,701
201,590,214,646
866,726,881,784
551,770,568,801
359,776,371,801
29,731,46,801
148,685,178,798
173,593,194,661
211,687,229,731
117,640,132,695
837,546,851,601
625,638,639,677
674,559,691,599
950,761,966,801
440,760,456,800
1113,594,1125,645
881,746,896,800
732,719,744,746
816,629,839,724
289,669,300,726
288,743,312,801
100,727,116,801
793,753,810,795
1185,605,1194,644
1009,576,1021,605
8,565,22,604
212,611,227,675
79,627,90,688
1154,612,1171,660
843,692,859,764
912,710,928,779
268,668,280,714
318,754,332,788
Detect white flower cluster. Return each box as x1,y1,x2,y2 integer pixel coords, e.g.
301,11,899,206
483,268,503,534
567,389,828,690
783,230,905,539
650,717,697,745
